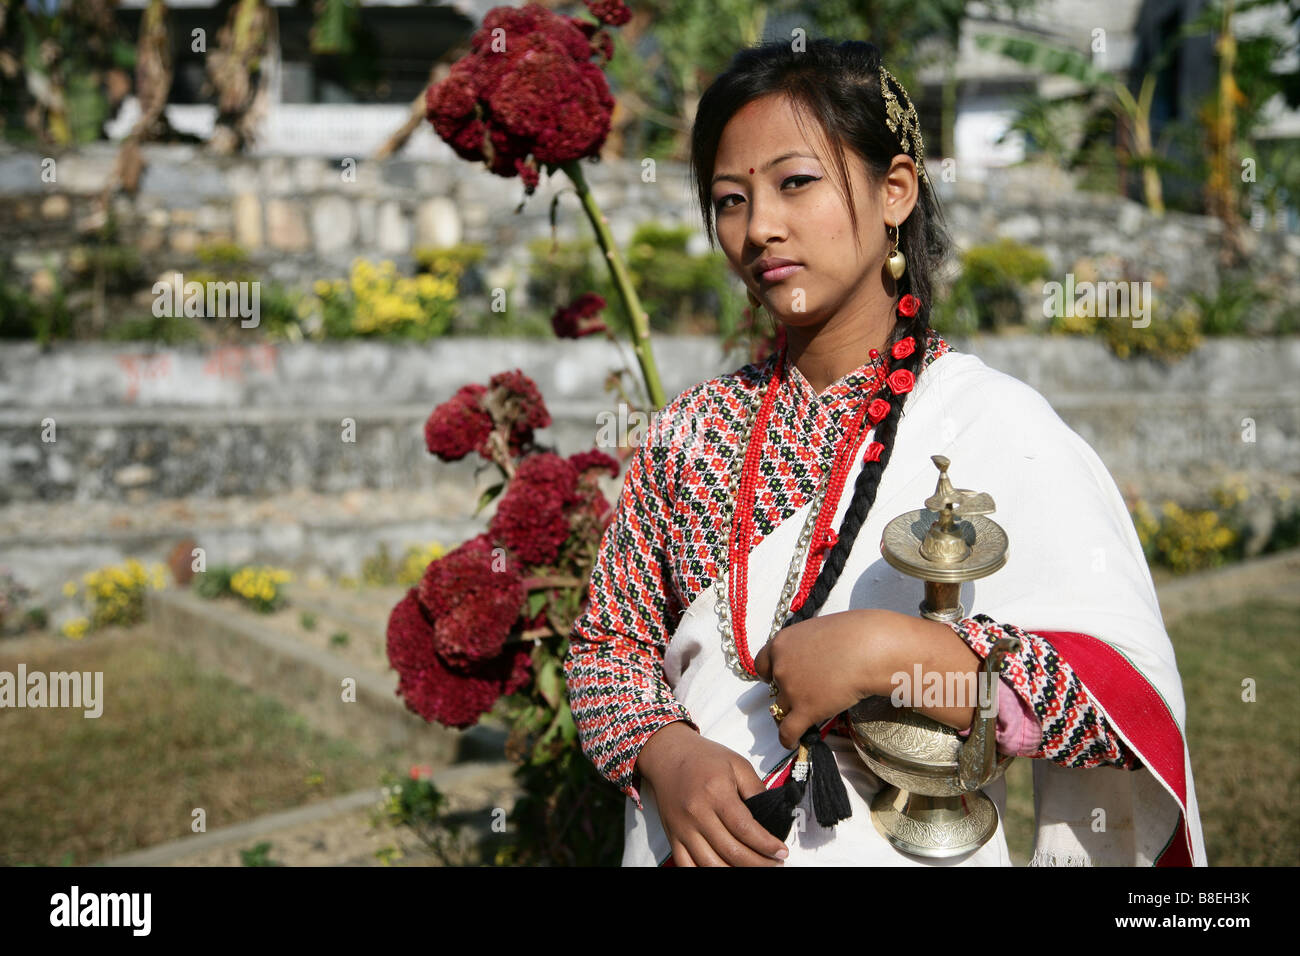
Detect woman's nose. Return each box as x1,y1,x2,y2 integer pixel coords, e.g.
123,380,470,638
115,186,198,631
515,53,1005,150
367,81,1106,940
745,192,787,248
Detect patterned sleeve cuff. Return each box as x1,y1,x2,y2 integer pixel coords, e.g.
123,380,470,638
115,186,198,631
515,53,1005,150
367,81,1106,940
946,614,1142,771
564,638,699,808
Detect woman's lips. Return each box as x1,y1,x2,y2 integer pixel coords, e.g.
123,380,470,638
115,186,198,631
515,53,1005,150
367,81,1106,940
759,264,802,282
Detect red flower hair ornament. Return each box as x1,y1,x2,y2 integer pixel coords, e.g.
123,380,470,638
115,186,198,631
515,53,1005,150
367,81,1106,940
887,368,915,395
896,294,921,318
866,397,892,425
890,335,916,361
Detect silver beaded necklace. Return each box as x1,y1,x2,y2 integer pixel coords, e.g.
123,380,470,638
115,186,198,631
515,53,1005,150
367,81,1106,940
714,351,847,682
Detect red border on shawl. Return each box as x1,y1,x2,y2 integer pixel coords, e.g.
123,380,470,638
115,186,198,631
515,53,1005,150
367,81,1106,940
1033,629,1194,867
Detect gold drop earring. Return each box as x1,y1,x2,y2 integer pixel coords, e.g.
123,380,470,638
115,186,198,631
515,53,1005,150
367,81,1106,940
885,221,907,280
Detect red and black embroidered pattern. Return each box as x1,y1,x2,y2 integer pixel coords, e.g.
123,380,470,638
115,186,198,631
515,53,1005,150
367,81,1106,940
947,614,1143,770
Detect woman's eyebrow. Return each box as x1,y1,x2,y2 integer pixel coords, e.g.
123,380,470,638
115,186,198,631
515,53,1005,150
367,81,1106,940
712,151,819,187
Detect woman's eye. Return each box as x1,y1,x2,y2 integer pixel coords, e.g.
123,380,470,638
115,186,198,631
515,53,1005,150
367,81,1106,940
715,175,819,211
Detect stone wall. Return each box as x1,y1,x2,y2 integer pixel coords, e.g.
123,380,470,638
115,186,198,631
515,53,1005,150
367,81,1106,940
1,335,1296,508
2,143,1298,324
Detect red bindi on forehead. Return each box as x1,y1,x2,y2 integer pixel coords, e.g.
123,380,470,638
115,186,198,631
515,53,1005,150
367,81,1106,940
749,168,754,174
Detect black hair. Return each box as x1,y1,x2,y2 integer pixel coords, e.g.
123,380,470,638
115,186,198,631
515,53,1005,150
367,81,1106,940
689,38,954,621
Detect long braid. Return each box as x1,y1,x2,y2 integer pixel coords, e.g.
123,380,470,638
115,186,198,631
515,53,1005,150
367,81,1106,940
785,306,931,625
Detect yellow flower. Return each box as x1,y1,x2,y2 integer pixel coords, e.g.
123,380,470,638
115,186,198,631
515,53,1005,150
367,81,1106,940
63,580,77,597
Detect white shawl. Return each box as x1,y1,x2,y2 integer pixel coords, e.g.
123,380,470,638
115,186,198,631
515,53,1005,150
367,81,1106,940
623,348,1206,867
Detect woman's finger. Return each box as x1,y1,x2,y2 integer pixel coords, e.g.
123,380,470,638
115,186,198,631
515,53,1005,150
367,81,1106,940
682,830,728,867
701,813,780,867
716,797,787,863
778,711,811,750
753,642,772,681
669,836,695,868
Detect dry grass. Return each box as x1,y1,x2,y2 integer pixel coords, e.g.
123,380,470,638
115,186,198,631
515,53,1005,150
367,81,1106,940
1000,597,1299,866
0,626,399,866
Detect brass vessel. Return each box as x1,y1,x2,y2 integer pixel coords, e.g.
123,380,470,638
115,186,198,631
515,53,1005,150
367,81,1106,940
846,455,1020,858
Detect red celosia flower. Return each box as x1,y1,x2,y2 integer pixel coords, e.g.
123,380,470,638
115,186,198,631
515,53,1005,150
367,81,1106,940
569,449,620,479
490,453,581,566
395,640,534,730
488,369,552,455
425,383,492,461
386,586,443,674
424,4,615,196
386,584,535,730
579,484,614,530
552,292,608,339
584,0,632,27
515,452,582,503
418,534,525,668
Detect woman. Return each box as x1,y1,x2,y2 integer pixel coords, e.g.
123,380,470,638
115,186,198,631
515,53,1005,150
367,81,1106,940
564,38,1205,867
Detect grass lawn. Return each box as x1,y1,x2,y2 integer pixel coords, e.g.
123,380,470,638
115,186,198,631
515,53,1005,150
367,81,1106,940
0,626,402,867
1001,597,1299,866
2,597,1292,867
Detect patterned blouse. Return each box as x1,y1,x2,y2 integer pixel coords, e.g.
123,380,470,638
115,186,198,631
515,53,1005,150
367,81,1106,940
564,329,1141,807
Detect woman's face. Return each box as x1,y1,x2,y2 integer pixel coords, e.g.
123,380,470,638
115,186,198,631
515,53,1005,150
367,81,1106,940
709,93,917,332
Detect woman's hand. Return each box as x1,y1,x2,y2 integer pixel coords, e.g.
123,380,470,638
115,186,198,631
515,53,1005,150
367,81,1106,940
636,721,789,867
753,609,886,749
754,609,984,749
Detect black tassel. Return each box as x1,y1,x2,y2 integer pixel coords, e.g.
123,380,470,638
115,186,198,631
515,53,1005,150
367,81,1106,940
804,726,852,827
743,780,805,841
743,726,853,838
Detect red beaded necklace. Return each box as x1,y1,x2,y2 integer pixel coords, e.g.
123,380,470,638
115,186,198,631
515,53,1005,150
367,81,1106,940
725,303,922,679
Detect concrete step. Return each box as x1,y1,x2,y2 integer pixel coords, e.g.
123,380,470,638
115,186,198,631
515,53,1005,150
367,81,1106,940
92,761,519,867
145,586,505,768
0,485,505,617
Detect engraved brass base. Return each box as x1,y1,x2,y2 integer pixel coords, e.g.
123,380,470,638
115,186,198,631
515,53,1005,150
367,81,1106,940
869,786,1000,859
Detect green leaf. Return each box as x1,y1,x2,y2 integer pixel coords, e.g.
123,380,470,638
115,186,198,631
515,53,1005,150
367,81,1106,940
310,0,361,56
556,700,576,744
535,657,562,709
474,482,505,517
526,591,548,619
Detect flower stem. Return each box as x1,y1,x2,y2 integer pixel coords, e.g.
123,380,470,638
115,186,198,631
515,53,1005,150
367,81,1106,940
560,159,667,410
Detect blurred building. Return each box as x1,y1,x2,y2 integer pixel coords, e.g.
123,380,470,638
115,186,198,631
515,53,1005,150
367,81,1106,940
107,0,499,157
105,0,1298,217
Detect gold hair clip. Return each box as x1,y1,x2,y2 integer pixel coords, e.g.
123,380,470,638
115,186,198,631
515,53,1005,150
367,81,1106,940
879,64,930,188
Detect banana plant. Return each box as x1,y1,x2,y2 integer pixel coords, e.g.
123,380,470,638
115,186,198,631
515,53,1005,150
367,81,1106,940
2,0,134,147
204,0,275,154
974,31,1167,215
